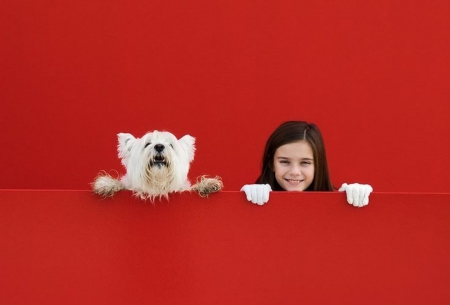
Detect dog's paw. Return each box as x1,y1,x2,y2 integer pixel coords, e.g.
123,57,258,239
191,175,223,198
92,172,125,197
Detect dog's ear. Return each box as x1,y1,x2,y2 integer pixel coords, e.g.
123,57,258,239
178,135,196,162
117,133,135,159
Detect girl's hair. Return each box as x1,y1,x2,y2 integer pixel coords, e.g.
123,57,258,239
255,121,334,191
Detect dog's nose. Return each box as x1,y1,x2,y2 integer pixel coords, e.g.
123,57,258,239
154,144,165,152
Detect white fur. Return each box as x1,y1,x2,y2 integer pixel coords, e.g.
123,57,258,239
93,130,196,200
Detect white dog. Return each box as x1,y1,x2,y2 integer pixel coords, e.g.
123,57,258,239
92,130,222,200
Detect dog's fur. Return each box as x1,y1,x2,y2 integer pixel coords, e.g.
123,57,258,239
92,130,222,200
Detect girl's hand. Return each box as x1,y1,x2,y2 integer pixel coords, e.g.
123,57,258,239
240,184,272,205
339,183,373,207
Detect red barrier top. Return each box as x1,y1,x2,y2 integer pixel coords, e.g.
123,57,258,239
1,190,449,305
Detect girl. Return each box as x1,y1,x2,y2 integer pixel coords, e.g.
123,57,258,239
241,121,372,207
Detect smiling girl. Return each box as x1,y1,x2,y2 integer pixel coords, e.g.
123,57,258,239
241,121,372,206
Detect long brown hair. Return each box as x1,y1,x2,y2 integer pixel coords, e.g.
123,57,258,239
255,121,334,191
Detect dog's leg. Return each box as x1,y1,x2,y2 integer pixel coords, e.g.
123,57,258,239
92,172,125,197
191,175,223,197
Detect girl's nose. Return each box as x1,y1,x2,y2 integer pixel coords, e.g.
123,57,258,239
290,164,302,175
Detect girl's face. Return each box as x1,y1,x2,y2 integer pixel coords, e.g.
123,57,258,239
273,140,315,191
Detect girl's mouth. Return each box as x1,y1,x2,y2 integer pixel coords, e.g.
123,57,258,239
285,179,303,184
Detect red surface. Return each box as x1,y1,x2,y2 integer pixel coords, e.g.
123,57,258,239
1,0,450,192
1,190,449,304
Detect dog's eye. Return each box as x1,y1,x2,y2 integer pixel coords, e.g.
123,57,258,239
169,144,173,149
144,142,151,148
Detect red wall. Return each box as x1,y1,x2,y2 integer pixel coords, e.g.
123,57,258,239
1,0,450,192
1,191,450,304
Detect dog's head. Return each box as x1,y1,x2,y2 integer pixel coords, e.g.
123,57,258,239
116,131,195,195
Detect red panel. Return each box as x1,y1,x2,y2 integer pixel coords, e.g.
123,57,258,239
1,191,449,304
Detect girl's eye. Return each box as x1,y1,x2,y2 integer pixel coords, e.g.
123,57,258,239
280,160,289,164
144,142,151,148
301,161,312,165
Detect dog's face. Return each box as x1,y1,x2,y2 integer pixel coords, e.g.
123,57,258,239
116,131,195,194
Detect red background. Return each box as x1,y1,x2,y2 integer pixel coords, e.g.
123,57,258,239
2,2,449,303
1,191,450,305
1,0,449,191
